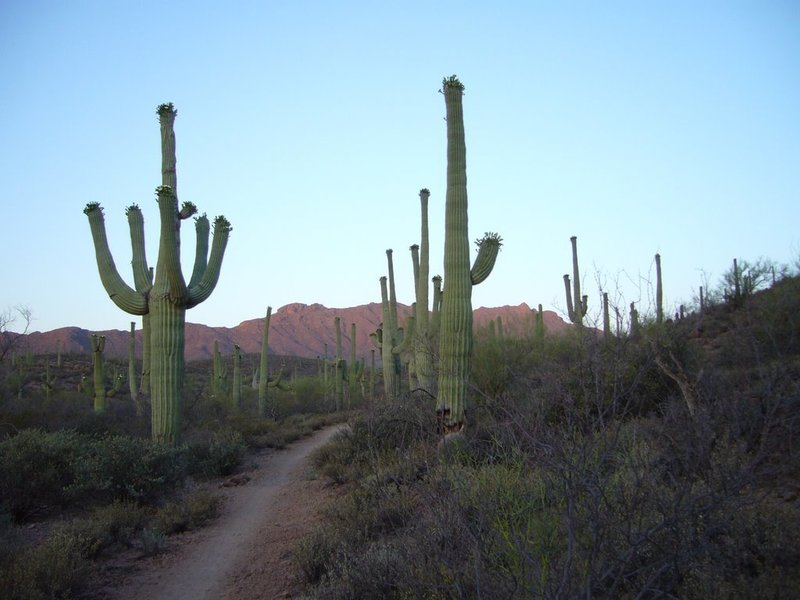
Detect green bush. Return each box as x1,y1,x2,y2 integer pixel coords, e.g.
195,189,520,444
151,490,221,535
0,428,86,519
0,527,92,599
184,427,246,477
66,434,186,505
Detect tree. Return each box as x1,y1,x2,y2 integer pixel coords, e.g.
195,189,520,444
0,306,32,363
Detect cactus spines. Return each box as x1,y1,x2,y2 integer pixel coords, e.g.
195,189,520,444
84,104,232,444
564,236,588,326
436,76,501,434
91,334,107,414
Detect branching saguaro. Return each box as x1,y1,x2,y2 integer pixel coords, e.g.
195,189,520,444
84,103,232,444
371,250,413,402
436,76,502,434
564,235,587,326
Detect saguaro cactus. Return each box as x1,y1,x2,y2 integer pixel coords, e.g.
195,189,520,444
410,188,438,398
655,253,664,325
232,345,242,410
258,306,284,417
349,322,364,406
84,103,232,444
371,250,414,402
212,340,228,399
534,303,546,342
603,292,611,338
334,316,346,411
564,236,587,326
436,76,502,433
91,334,107,414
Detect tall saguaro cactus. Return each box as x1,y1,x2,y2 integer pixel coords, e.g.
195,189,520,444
371,249,415,402
655,253,664,325
334,316,345,411
84,103,232,444
91,334,107,414
258,306,286,417
564,236,587,326
436,76,502,433
411,188,437,398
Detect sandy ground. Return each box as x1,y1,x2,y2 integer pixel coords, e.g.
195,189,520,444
102,424,345,600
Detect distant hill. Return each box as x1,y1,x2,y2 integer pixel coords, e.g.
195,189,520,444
7,302,571,362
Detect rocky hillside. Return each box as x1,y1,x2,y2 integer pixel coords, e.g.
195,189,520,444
9,302,571,362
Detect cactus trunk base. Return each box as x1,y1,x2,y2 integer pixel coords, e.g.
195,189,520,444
436,408,465,436
150,299,185,445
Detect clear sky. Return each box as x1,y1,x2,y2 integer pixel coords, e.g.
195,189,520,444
2,1,798,334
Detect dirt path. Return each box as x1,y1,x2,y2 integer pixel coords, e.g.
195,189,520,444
105,424,345,600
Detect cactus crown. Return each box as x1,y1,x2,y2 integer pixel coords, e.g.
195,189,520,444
475,231,503,249
419,188,430,195
157,102,176,117
442,75,464,91
213,215,232,232
84,202,102,215
125,204,141,215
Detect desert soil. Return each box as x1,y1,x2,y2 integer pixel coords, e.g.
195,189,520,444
100,424,345,600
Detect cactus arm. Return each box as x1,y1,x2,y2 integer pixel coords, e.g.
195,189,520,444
84,203,148,315
386,250,399,333
393,313,415,355
470,232,502,285
417,189,430,327
563,274,575,321
126,204,153,293
187,215,232,308
410,244,420,298
370,327,383,349
188,213,210,288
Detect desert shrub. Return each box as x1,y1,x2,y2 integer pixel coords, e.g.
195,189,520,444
151,490,222,535
0,428,87,519
51,500,149,560
0,526,92,600
66,434,186,505
184,427,246,477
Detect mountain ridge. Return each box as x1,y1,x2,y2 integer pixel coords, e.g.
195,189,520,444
10,302,571,362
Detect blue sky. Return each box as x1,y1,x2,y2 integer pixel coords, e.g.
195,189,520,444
1,1,798,334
